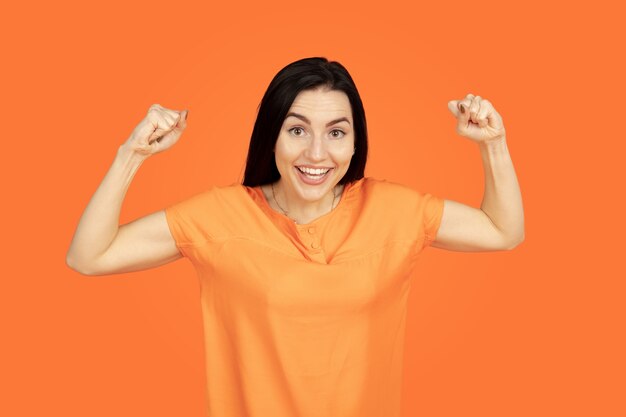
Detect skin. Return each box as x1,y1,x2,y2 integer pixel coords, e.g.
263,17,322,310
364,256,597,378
434,94,524,251
66,93,523,276
261,86,355,225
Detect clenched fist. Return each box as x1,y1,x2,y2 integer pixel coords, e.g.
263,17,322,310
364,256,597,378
448,94,505,143
124,104,189,157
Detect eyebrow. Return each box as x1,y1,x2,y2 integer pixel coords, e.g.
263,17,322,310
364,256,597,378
285,112,351,127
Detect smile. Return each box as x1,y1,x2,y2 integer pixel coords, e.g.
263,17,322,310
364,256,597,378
294,166,333,185
297,166,331,176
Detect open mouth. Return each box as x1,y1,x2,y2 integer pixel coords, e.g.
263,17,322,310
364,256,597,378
295,166,333,182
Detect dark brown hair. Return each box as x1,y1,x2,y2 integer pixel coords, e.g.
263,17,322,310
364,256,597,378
242,57,368,186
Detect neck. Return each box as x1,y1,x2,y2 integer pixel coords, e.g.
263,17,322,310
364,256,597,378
271,180,342,224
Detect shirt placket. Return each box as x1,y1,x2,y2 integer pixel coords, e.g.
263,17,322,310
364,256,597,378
296,224,327,264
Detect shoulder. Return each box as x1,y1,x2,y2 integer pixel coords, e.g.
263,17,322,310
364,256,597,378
348,178,445,250
182,182,247,202
358,177,424,202
164,183,258,244
166,183,248,216
356,177,443,219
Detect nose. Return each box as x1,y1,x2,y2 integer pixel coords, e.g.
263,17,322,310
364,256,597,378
304,135,327,161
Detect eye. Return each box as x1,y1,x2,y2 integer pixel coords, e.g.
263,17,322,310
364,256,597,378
288,127,305,137
330,129,345,139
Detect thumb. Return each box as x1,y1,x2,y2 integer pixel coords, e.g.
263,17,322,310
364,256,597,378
176,109,189,129
448,100,470,124
447,100,461,117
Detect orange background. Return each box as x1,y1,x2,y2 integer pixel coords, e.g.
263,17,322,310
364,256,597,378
2,0,624,416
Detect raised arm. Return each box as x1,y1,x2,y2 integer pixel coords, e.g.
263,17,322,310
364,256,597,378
66,105,189,275
432,94,524,252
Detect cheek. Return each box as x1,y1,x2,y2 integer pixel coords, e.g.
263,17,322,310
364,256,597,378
328,155,352,175
332,146,355,166
274,139,297,167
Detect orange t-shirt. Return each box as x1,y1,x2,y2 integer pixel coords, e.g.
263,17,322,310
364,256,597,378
165,177,444,417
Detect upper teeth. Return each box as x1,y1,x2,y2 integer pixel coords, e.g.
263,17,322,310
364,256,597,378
299,167,330,175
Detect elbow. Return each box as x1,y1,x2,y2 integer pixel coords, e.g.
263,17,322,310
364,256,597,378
503,231,525,250
65,252,99,276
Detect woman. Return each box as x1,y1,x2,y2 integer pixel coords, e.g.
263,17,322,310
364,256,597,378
66,57,524,417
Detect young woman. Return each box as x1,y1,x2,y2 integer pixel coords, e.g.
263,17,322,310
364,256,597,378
66,57,524,417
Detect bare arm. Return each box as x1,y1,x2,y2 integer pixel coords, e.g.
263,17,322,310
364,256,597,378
432,137,524,251
431,94,524,252
66,105,189,275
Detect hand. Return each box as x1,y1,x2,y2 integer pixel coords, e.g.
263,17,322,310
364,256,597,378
123,104,189,156
448,94,505,143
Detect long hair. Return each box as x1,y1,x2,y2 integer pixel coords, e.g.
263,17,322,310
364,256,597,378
242,57,368,187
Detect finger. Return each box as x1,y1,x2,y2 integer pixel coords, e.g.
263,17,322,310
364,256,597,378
146,116,167,135
157,108,179,128
150,105,180,129
448,100,461,117
476,106,490,128
457,99,471,123
149,135,167,153
487,107,504,130
132,119,159,144
163,108,183,124
171,110,187,129
176,110,189,129
162,106,179,117
458,93,474,117
475,98,503,128
146,106,171,128
147,124,169,144
477,99,495,128
469,96,482,124
146,115,176,143
151,110,188,147
151,120,184,153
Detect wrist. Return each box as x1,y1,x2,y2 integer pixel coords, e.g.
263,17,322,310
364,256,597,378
117,143,151,164
478,135,512,165
479,134,507,149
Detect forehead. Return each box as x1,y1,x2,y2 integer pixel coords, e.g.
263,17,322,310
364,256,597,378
288,88,352,119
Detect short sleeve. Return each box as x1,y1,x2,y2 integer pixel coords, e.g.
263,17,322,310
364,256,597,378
362,178,445,256
164,189,215,257
419,193,445,250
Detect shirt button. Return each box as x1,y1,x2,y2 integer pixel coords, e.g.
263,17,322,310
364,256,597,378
308,227,316,234
311,242,320,249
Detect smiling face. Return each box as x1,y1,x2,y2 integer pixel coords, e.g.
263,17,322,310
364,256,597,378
274,86,355,206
